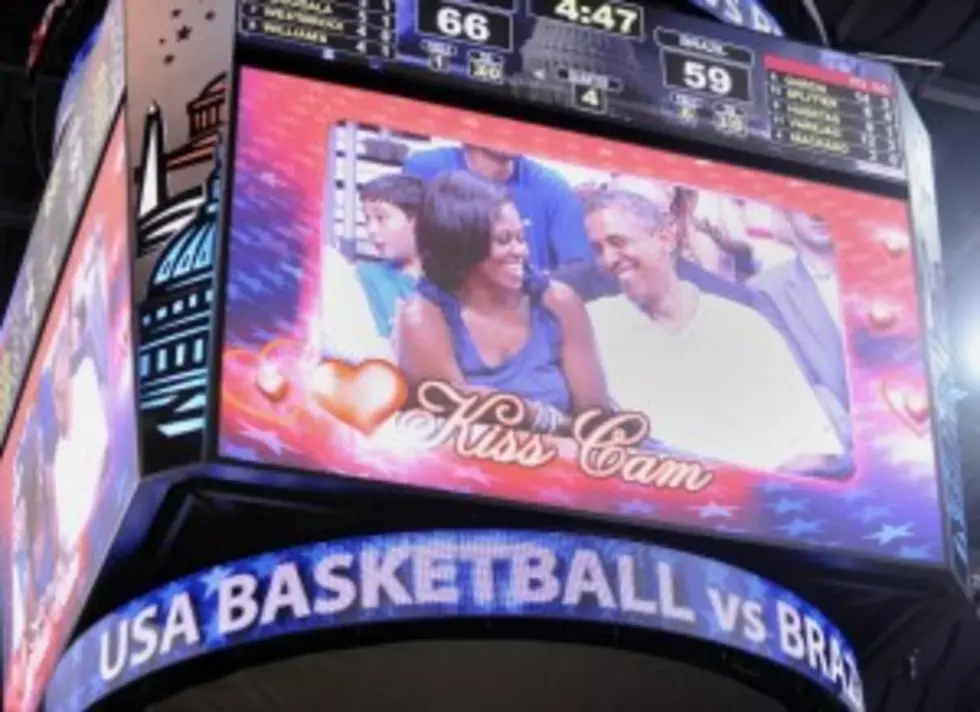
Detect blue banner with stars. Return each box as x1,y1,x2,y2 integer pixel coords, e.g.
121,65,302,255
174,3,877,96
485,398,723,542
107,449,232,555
46,530,864,712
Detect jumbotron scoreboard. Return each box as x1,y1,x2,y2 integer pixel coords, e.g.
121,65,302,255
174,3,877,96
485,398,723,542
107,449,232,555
237,0,905,182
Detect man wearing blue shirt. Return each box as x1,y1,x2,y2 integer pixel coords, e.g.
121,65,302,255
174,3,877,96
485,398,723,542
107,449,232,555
402,144,594,270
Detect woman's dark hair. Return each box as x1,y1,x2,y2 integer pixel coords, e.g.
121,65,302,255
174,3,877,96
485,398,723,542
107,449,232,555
358,174,426,221
416,170,511,293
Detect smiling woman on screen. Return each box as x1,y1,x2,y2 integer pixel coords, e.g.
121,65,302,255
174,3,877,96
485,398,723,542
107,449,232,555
394,171,608,434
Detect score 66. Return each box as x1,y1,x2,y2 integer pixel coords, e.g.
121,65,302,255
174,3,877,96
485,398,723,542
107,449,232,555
418,0,514,51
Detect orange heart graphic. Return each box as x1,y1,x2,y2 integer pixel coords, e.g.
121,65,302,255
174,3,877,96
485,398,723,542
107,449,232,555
310,359,409,435
880,381,930,436
255,361,290,403
222,339,308,430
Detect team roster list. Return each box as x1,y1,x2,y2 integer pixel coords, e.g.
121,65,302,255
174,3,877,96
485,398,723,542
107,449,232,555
239,0,398,59
764,55,902,170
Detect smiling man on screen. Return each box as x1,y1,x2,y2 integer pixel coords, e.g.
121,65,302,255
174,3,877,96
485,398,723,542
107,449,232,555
582,189,844,473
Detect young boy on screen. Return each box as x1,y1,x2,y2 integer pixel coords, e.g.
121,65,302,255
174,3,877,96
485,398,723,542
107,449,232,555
355,174,425,339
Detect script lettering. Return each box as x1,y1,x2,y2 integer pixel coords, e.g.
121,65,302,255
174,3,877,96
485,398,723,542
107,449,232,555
413,381,558,468
404,383,715,493
575,410,715,492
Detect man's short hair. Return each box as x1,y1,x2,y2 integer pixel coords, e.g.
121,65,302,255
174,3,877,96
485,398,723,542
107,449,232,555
358,174,425,221
582,188,671,233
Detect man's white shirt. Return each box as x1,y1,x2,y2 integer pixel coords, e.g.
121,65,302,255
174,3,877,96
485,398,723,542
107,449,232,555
588,291,843,471
51,357,109,555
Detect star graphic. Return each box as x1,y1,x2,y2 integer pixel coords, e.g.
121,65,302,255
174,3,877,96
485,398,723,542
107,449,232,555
199,565,233,597
163,54,175,65
779,518,823,538
867,524,913,546
251,554,282,579
770,497,806,515
693,502,736,519
205,10,216,20
176,25,192,41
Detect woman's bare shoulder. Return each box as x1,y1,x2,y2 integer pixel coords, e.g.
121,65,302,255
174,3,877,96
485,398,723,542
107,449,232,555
542,279,585,318
398,292,441,329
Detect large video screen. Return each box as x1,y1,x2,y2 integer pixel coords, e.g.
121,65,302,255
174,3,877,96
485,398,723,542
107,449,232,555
0,115,138,712
220,66,942,566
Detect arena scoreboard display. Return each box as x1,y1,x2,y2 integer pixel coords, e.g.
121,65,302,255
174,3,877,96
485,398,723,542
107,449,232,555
236,0,905,183
220,0,955,575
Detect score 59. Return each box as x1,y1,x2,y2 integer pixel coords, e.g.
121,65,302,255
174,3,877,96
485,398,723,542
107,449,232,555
662,50,752,103
418,0,514,50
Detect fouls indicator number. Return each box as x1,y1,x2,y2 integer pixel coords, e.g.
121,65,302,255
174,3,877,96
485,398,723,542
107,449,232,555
662,50,751,103
418,0,513,50
573,85,607,113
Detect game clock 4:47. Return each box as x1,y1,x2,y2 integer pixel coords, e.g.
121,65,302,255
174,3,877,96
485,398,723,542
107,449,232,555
528,0,645,40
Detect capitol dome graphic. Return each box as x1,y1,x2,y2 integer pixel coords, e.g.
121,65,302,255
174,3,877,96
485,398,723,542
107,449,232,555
134,76,225,447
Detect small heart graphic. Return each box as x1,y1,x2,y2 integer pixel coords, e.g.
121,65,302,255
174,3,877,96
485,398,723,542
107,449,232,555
311,359,409,435
883,233,908,256
255,361,290,402
222,340,308,430
881,381,930,436
868,300,898,330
